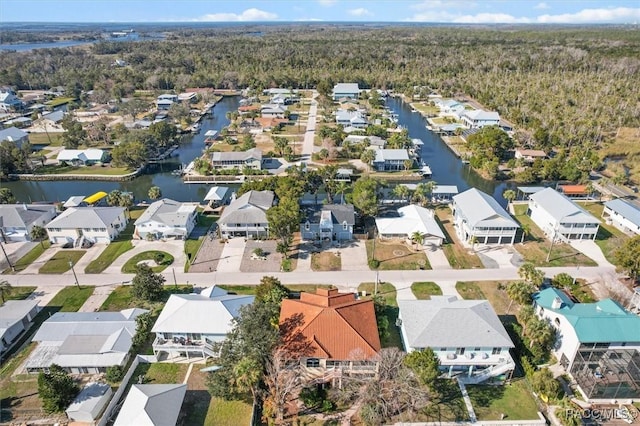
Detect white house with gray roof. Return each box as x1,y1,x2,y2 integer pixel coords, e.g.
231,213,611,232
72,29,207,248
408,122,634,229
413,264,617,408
398,297,515,383
0,204,57,242
46,206,127,245
602,198,640,236
152,285,254,360
210,148,262,170
218,190,274,238
25,308,148,374
332,83,360,100
114,384,187,426
0,126,29,147
0,300,40,355
261,104,287,118
460,109,500,128
373,149,411,171
57,149,110,166
343,134,385,149
134,199,197,240
375,204,446,247
528,188,599,241
452,188,519,245
335,110,368,129
301,204,355,241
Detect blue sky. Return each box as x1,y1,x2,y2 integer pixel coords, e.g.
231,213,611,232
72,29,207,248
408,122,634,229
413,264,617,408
1,0,639,24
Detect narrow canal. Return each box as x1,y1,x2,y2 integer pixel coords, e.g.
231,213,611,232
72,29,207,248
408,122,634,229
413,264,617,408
4,95,508,205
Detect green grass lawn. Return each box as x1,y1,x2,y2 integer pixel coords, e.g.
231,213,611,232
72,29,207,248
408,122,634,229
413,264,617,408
47,286,94,312
99,284,193,311
3,286,36,301
205,397,253,426
358,282,397,306
581,202,628,265
455,281,520,315
358,282,402,349
137,362,189,384
121,250,174,273
28,132,63,146
456,281,485,301
411,282,443,300
434,207,484,269
35,164,132,175
46,97,75,107
85,240,133,273
467,379,539,421
38,250,85,274
4,241,51,274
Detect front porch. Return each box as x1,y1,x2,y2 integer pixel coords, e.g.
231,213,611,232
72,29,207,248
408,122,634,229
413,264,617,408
152,336,218,361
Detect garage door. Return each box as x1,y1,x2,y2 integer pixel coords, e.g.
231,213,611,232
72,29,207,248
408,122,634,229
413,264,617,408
499,236,512,244
487,236,500,244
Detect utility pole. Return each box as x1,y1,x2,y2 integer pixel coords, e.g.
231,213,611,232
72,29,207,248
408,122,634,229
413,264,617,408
68,260,79,288
0,241,14,272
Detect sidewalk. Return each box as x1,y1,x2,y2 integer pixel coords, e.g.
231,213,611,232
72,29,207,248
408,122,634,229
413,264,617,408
79,283,117,312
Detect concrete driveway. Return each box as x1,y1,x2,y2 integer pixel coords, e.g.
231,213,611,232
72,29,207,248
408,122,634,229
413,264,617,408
104,239,187,273
424,246,451,269
569,240,612,267
336,240,369,271
216,238,246,273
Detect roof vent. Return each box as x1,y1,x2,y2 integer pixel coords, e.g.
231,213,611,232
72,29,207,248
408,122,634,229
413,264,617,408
552,297,563,309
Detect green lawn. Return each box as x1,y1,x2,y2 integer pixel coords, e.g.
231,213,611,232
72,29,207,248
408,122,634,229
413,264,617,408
358,282,397,307
135,362,189,384
434,207,484,269
358,282,402,349
455,281,520,315
39,250,85,274
47,286,94,312
467,379,539,421
46,97,75,107
455,282,485,301
4,241,51,274
2,286,37,301
35,164,132,175
28,132,63,146
121,250,174,273
85,240,133,273
205,397,253,426
411,282,443,300
581,202,628,264
99,284,193,311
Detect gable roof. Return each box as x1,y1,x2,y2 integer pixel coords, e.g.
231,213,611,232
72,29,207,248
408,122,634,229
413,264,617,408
453,188,519,229
0,204,56,228
530,188,599,224
211,148,262,163
374,149,410,162
375,204,445,239
42,110,64,123
152,286,254,334
332,83,360,94
46,207,125,229
57,149,106,162
303,204,355,226
65,382,112,420
218,190,274,226
398,296,514,349
279,288,380,360
461,109,500,121
134,199,196,228
204,186,229,202
0,126,28,142
534,287,640,343
605,198,640,228
0,300,39,338
114,384,187,426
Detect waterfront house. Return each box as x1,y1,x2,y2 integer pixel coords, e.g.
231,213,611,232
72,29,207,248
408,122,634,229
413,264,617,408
372,149,411,171
156,94,178,110
528,188,600,241
558,184,589,198
4,116,32,129
46,206,127,245
0,203,58,242
432,185,459,203
253,117,288,132
261,104,287,118
515,148,547,163
343,134,385,149
134,199,197,240
0,126,29,147
210,148,262,170
57,148,110,166
533,287,640,401
398,297,515,383
177,92,198,103
25,308,148,374
301,204,355,241
332,83,360,101
41,110,65,126
602,198,640,236
375,204,445,247
0,300,39,355
238,104,260,114
335,110,368,129
279,288,381,382
452,188,519,245
460,109,500,128
203,186,230,208
114,384,186,426
218,190,274,238
435,99,465,117
0,88,23,112
151,285,254,360
65,382,112,424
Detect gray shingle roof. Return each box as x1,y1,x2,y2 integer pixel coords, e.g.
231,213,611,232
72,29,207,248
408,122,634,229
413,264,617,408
0,204,56,228
530,188,599,224
604,198,640,228
398,297,514,349
0,126,28,142
46,207,125,229
134,199,196,228
302,204,355,226
453,188,518,229
42,110,64,123
218,190,274,226
332,83,360,94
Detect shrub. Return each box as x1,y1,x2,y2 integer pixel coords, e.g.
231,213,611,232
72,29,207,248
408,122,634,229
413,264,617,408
281,258,292,272
300,385,326,409
105,365,124,383
154,253,165,264
253,247,265,257
368,259,380,269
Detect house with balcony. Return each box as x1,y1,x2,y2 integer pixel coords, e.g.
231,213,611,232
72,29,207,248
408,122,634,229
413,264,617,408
335,110,368,129
0,88,23,112
533,287,640,401
261,104,287,118
460,109,500,128
156,93,178,110
432,185,459,203
528,188,600,241
0,300,40,355
452,188,519,245
375,204,446,247
301,204,355,241
332,83,360,101
151,286,254,361
343,134,385,149
45,206,127,245
218,190,274,238
372,149,411,171
210,148,262,170
515,148,547,163
0,204,57,242
602,198,640,236
398,296,515,383
435,99,465,118
279,288,381,384
134,199,197,240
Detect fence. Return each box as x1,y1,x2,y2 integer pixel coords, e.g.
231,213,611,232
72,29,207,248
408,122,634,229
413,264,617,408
97,355,145,426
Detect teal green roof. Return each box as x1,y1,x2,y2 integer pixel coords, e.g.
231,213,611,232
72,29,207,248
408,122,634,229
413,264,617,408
534,287,640,343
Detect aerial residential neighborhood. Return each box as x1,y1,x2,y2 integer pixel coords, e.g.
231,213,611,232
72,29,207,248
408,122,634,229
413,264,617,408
0,12,640,426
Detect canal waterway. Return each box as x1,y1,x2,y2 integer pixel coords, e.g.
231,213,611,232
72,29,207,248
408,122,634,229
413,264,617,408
3,95,507,205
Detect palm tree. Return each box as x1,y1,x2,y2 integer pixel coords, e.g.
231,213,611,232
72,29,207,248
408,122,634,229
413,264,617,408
414,181,435,206
148,186,162,201
403,159,414,171
0,280,13,303
411,231,424,251
503,189,517,208
360,149,376,172
520,223,531,244
30,225,47,248
393,185,409,204
335,181,349,205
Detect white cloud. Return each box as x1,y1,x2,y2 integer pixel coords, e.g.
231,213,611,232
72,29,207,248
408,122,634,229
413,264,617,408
534,2,549,10
537,7,640,23
318,0,337,6
349,8,372,17
411,0,477,11
453,13,531,23
196,8,277,22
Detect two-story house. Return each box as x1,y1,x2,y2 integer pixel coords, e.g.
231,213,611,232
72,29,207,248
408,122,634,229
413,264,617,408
218,190,274,238
335,110,368,129
156,94,178,110
46,206,127,245
332,83,360,101
261,104,287,118
0,127,29,147
0,204,57,242
452,188,519,245
460,109,500,128
372,149,411,171
210,148,262,170
301,204,355,241
602,198,640,236
134,199,197,240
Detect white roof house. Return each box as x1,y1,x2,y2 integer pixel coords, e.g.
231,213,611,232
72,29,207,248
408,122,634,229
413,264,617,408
375,205,446,246
373,149,411,171
218,190,274,238
0,300,40,354
151,286,254,360
0,203,58,242
432,185,459,202
203,186,230,204
65,382,112,423
261,104,287,117
134,199,197,240
114,384,187,426
528,188,600,241
210,148,263,170
452,188,519,245
25,308,148,373
603,198,640,236
332,83,360,100
398,296,515,383
335,110,368,128
57,149,109,165
343,134,385,148
461,109,500,128
46,206,127,245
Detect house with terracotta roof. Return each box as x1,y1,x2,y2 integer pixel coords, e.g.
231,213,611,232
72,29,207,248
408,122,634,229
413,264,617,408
279,288,381,382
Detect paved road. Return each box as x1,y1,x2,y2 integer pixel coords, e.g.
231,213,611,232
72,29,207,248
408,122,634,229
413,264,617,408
300,92,319,162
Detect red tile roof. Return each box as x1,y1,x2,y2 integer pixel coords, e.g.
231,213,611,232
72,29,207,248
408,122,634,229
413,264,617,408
238,105,260,112
279,289,381,361
254,117,288,129
559,184,587,195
